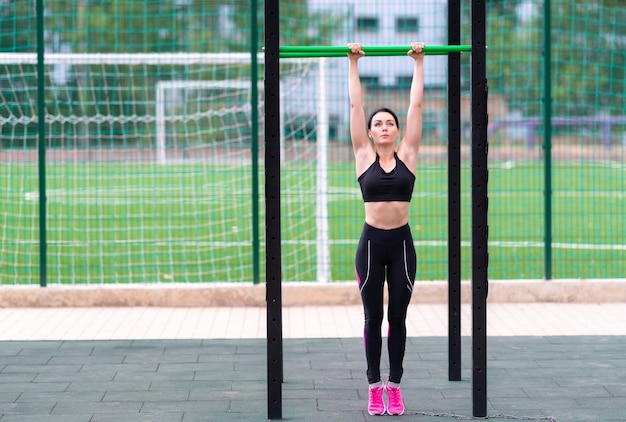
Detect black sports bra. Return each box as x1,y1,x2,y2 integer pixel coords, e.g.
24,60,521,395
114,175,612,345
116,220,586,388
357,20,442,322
358,153,415,202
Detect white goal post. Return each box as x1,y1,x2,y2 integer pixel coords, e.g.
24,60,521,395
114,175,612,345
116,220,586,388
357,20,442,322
155,79,262,165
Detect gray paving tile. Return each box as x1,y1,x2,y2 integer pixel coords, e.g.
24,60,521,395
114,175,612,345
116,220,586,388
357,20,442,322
0,415,96,422
0,336,625,421
0,402,56,415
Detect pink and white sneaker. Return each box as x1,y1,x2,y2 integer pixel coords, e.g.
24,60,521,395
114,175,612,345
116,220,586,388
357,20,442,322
367,384,386,416
386,383,405,415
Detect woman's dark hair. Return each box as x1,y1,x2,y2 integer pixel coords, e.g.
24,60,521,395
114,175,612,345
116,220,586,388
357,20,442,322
367,107,400,130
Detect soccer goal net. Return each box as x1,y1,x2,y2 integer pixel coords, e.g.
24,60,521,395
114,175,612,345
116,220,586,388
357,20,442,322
0,52,332,284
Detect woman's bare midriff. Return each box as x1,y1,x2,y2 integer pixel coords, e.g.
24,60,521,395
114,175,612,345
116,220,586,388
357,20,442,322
363,201,410,230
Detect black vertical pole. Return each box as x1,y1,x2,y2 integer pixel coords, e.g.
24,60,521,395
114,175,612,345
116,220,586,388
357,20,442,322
470,0,488,417
447,0,462,383
36,0,47,287
265,0,283,419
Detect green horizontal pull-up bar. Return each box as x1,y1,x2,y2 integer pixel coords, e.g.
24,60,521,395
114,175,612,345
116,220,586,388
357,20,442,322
279,45,471,58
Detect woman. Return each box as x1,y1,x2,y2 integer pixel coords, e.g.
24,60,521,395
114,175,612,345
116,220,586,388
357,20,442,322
348,41,424,416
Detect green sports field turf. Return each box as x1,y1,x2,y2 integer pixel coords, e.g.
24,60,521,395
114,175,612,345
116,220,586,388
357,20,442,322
1,159,624,284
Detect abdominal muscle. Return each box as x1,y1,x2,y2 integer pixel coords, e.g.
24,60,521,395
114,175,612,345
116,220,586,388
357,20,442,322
364,201,410,230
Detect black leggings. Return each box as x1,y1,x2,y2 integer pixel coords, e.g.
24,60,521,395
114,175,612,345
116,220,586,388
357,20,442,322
355,222,416,384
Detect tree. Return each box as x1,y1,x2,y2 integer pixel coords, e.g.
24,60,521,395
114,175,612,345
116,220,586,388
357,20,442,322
465,0,625,119
2,0,343,54
548,2,625,117
227,0,345,52
0,1,34,52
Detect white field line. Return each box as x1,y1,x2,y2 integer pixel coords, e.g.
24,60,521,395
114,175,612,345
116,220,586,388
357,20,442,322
325,239,626,251
21,187,626,203
10,238,626,251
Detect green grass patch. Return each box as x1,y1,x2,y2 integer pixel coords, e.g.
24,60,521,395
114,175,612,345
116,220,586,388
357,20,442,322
1,160,624,284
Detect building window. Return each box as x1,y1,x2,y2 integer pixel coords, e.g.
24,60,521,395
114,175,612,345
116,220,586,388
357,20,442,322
396,17,419,32
396,76,412,88
360,76,380,88
356,17,379,31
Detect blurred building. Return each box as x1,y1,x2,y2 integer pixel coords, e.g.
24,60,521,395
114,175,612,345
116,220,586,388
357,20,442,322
283,0,450,141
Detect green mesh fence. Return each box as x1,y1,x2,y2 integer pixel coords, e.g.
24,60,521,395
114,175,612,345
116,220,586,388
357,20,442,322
486,1,625,280
0,0,624,285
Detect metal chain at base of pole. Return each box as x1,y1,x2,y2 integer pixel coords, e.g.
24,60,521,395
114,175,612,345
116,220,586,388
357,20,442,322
405,411,558,421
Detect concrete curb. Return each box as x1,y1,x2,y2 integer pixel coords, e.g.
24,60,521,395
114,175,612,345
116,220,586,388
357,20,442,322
1,279,625,307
